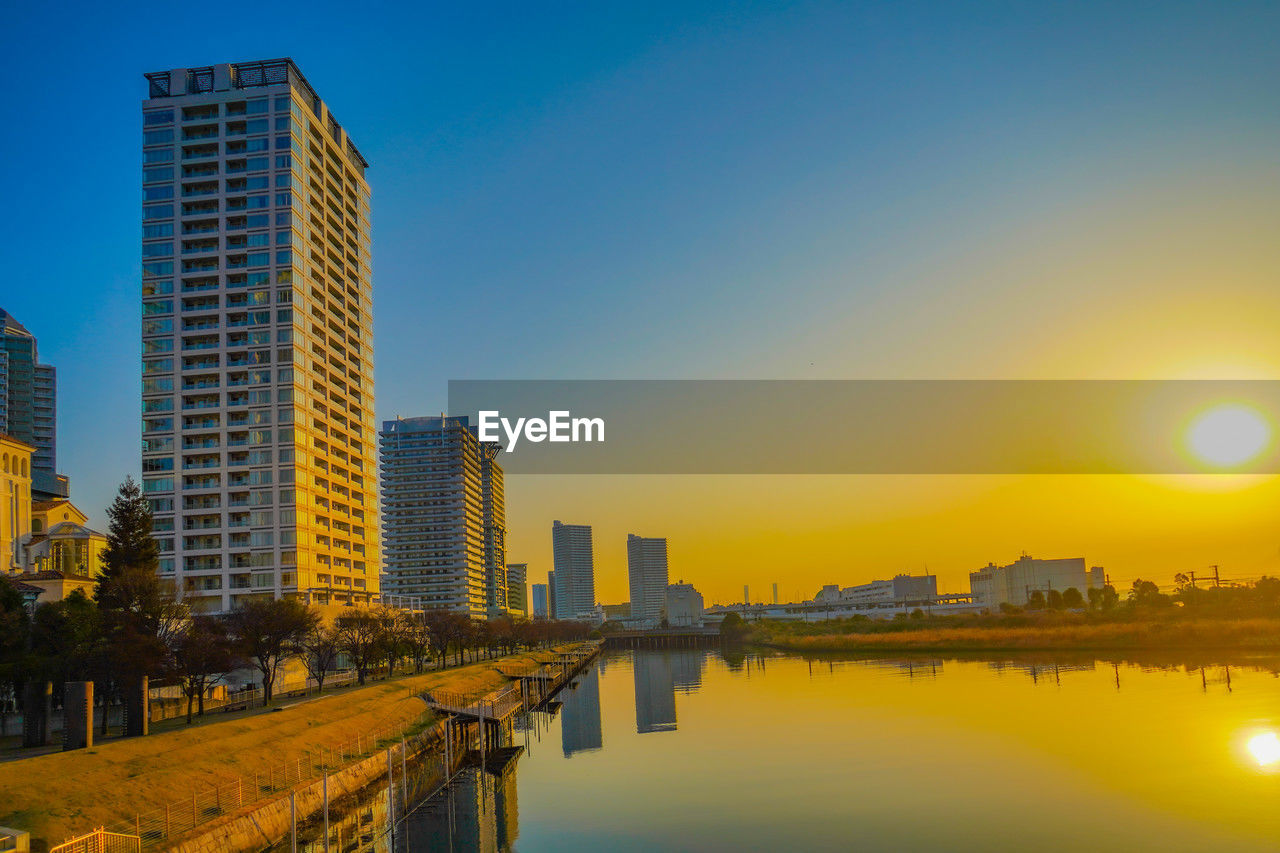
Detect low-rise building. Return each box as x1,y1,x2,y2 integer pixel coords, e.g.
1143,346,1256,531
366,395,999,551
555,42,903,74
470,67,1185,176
664,581,704,627
22,499,107,579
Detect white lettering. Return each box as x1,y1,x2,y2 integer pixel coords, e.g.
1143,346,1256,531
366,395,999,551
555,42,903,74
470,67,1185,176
572,416,604,442
478,411,501,444
549,410,570,441
501,416,526,451
480,411,605,451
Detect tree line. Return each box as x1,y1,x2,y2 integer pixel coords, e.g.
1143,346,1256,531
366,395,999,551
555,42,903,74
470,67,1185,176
0,477,590,736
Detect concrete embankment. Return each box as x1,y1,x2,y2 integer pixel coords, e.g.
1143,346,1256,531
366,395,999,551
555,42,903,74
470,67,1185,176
166,717,453,853
168,642,600,853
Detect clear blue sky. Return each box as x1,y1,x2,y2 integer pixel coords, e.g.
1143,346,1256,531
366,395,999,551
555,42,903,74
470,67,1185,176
3,1,1280,598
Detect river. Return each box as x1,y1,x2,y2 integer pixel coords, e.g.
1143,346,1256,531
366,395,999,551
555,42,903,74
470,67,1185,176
294,647,1280,852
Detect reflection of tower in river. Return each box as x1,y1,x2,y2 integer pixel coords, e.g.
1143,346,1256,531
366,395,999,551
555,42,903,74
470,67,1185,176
634,652,677,733
406,763,519,852
560,663,604,756
670,648,706,693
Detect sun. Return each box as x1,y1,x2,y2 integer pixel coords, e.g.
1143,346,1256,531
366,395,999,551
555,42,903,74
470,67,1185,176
1185,404,1270,468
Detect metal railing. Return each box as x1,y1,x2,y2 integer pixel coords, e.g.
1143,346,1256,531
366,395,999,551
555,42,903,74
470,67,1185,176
426,682,524,720
101,719,414,847
50,828,141,853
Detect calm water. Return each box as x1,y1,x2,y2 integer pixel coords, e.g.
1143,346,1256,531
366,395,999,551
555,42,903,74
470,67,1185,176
309,648,1280,852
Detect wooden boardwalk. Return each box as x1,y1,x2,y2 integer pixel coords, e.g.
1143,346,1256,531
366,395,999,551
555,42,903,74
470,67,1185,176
423,642,601,722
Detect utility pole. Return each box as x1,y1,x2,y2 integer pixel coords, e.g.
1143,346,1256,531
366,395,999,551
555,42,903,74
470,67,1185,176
1211,565,1220,588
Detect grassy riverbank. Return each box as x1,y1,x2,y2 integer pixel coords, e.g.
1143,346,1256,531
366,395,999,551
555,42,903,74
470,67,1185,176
0,646,577,849
749,615,1280,654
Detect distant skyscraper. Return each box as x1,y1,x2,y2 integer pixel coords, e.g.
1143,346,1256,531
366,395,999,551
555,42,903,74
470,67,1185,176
139,59,378,611
551,521,595,619
772,582,779,605
505,562,527,616
627,534,668,624
380,415,507,619
0,309,62,499
547,570,556,618
531,582,548,618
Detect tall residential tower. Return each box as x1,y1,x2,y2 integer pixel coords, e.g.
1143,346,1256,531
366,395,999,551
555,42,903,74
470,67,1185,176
379,415,508,619
626,534,668,624
551,521,595,620
140,59,378,612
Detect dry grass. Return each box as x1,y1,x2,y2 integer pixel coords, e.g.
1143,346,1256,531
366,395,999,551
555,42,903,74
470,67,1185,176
757,619,1280,653
0,646,574,847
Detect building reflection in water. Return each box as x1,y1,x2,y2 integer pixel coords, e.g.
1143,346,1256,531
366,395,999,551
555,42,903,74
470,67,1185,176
560,663,603,757
634,651,677,733
633,648,708,734
404,761,519,853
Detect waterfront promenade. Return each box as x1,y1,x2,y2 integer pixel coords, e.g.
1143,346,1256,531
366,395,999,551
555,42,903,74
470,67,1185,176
0,646,588,850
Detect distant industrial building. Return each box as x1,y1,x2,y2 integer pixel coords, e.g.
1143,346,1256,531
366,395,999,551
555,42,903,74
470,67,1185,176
665,581,704,627
813,574,938,607
709,570,977,622
505,563,527,616
551,521,595,620
969,555,1103,609
531,582,548,618
627,534,668,624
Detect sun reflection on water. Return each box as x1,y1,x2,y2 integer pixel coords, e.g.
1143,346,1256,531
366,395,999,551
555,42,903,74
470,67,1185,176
1245,731,1280,769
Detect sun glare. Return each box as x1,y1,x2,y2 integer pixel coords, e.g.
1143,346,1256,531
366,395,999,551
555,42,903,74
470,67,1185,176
1186,405,1270,468
1246,732,1280,768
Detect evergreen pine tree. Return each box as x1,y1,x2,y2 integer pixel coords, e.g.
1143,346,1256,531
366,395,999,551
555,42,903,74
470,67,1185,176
95,476,160,606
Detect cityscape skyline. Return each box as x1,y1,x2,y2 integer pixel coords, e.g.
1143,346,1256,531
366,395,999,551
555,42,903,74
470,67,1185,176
7,6,1280,852
4,2,1280,604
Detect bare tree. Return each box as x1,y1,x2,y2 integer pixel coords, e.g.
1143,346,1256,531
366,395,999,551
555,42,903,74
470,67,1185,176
228,598,319,704
402,612,432,673
300,623,341,693
335,609,384,685
171,615,239,722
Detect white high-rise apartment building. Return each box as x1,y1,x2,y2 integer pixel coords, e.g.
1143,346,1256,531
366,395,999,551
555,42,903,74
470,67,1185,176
140,59,378,612
626,534,668,624
551,520,595,620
